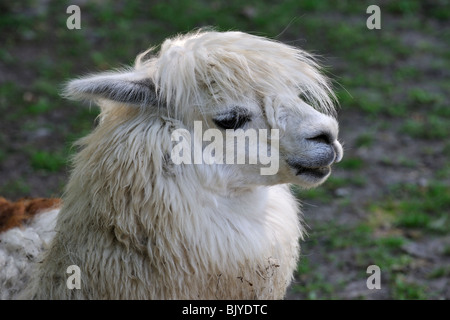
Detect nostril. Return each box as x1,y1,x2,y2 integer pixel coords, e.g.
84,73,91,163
308,132,332,145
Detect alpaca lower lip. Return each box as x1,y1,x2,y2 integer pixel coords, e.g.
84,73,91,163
295,166,330,178
287,159,332,178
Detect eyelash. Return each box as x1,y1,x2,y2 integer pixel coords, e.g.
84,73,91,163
213,108,251,130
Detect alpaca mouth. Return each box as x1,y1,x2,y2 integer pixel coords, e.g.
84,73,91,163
286,158,332,179
293,165,331,178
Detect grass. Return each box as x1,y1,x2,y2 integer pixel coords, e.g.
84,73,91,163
370,182,450,234
30,150,67,172
375,236,406,249
427,266,450,279
402,116,450,140
354,133,374,148
392,276,427,300
292,179,449,299
27,97,52,115
292,213,443,299
292,174,367,204
0,179,31,198
443,245,450,257
0,149,6,165
338,157,364,170
291,218,432,299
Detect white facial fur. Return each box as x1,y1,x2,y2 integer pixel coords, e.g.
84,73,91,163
178,94,343,190
64,30,343,191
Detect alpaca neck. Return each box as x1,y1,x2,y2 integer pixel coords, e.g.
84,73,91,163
57,112,275,250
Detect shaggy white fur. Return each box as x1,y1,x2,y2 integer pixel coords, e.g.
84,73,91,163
0,209,58,299
0,30,342,299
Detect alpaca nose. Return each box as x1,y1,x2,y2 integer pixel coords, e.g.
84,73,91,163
307,132,333,145
332,140,343,163
307,132,343,164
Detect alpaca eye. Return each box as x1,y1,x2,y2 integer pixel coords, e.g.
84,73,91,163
213,108,251,130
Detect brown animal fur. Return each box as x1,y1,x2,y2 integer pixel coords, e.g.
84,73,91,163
0,197,61,232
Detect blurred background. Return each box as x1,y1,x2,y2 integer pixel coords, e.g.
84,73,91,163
0,0,448,299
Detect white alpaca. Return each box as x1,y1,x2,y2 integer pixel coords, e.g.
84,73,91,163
0,30,343,299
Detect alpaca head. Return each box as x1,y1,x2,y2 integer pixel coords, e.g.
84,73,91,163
65,30,343,190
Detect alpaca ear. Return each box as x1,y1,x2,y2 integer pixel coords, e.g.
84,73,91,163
64,70,159,106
